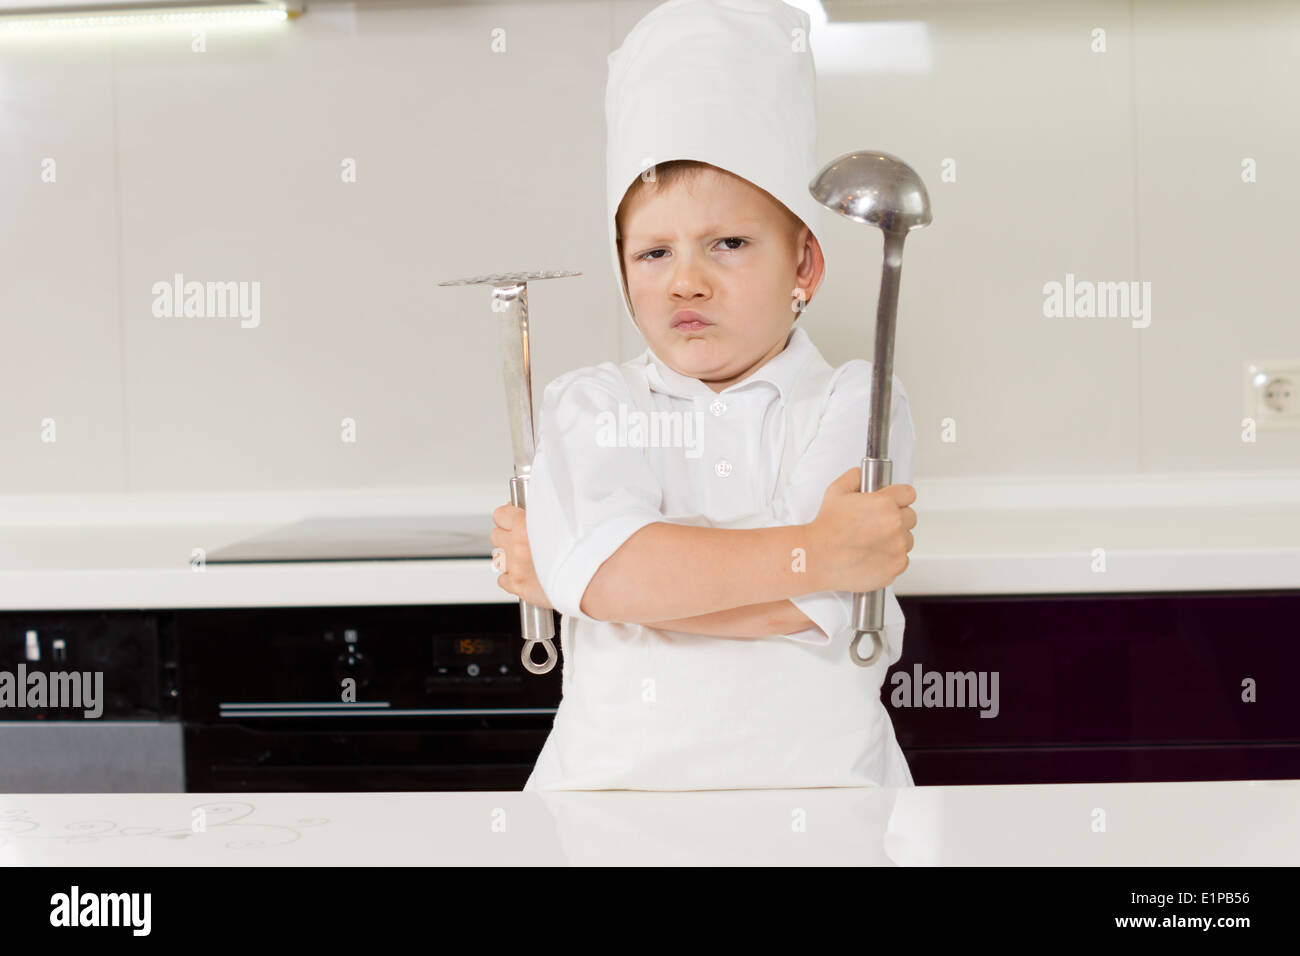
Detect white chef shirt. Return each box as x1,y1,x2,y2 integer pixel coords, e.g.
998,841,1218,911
522,325,917,790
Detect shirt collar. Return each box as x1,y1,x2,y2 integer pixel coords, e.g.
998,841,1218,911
642,326,817,405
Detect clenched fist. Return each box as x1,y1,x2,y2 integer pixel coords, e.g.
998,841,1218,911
807,467,917,594
490,503,553,609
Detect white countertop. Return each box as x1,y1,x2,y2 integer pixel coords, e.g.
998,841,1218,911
1,474,1297,610
2,779,1296,865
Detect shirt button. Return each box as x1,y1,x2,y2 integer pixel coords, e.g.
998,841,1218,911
709,399,727,416
714,459,733,478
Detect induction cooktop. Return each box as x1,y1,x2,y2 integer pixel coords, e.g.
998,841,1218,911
206,515,494,564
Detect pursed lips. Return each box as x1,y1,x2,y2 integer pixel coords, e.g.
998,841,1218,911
672,310,714,328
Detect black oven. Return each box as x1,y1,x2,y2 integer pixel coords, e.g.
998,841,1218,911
176,604,562,792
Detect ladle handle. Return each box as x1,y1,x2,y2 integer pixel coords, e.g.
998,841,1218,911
849,456,891,667
851,231,908,668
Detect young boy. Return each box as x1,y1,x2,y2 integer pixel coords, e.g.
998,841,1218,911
491,0,918,790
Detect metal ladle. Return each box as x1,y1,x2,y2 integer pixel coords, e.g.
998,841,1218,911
809,151,932,667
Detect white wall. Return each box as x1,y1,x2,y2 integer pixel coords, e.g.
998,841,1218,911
2,0,1296,497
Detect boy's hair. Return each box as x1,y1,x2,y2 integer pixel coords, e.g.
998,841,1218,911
614,159,808,316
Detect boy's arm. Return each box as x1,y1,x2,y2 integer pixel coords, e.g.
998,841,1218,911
644,599,814,638
579,521,828,623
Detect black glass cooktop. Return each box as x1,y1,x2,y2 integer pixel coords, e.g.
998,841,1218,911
206,515,493,564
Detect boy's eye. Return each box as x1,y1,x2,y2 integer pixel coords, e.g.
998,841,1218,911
635,237,748,261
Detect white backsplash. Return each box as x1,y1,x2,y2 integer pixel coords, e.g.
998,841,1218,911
1,0,1296,495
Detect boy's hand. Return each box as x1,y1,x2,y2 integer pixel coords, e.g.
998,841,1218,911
490,503,554,610
807,468,917,594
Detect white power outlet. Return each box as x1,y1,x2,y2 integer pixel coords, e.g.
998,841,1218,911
1245,360,1300,430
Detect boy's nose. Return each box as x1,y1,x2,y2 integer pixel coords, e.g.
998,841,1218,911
670,264,711,298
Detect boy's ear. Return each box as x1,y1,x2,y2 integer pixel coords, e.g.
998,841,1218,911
794,230,826,303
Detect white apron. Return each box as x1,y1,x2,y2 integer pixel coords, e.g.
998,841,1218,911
524,347,913,791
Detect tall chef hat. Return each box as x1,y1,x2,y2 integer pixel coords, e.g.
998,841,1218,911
605,0,824,331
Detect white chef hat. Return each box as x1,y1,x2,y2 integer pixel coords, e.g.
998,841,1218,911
605,0,824,331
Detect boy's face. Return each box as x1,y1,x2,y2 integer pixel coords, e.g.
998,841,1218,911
620,167,825,394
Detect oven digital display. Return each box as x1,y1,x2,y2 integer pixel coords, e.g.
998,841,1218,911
433,633,509,669
453,636,495,656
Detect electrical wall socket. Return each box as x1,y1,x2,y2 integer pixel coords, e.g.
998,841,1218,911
1244,360,1300,431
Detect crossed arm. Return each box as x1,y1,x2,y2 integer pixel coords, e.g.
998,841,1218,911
581,521,826,640
645,599,817,639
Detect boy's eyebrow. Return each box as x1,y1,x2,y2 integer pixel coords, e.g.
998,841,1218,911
627,220,767,244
